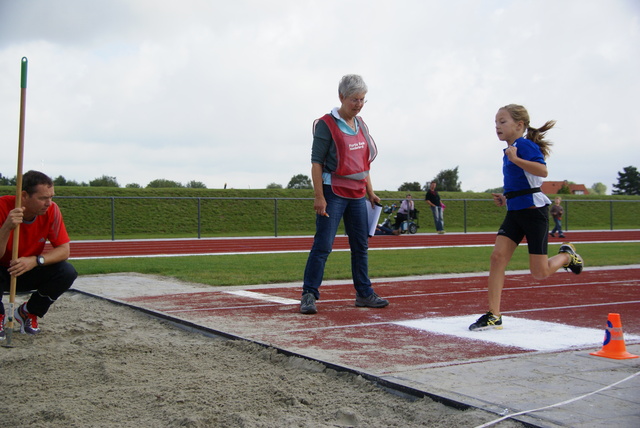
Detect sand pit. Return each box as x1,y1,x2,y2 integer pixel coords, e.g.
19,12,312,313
0,292,522,427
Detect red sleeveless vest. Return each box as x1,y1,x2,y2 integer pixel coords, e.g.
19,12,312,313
317,114,377,199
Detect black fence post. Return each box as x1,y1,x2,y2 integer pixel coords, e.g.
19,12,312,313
274,199,279,237
463,199,467,233
111,197,115,241
197,198,202,238
610,200,614,231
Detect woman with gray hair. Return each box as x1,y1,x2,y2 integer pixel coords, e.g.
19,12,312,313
300,74,389,314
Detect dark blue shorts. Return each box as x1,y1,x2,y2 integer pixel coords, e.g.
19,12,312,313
497,206,550,255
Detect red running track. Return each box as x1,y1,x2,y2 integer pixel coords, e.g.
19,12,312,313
112,267,640,370
63,230,640,259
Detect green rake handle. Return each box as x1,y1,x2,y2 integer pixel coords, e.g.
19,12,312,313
21,57,28,88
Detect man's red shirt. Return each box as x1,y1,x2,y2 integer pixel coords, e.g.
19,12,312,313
0,195,70,267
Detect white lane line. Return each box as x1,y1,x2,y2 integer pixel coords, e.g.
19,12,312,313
69,240,640,259
224,290,300,305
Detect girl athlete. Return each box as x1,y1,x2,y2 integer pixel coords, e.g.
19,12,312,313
469,104,583,331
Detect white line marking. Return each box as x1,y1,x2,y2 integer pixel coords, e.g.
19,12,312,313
508,300,640,313
68,241,640,259
224,290,300,305
369,278,640,301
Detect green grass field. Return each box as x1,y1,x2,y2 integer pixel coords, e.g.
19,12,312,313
72,242,639,287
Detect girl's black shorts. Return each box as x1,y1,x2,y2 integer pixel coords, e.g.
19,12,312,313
497,205,550,255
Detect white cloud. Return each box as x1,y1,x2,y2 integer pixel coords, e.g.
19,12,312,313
0,0,638,192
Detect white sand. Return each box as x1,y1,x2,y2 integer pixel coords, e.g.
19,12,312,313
0,292,523,427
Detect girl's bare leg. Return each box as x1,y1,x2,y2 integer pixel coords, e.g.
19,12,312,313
529,252,570,280
488,235,518,316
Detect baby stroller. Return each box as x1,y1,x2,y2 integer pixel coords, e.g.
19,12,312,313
381,203,419,234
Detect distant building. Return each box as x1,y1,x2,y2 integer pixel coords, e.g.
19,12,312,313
541,180,589,195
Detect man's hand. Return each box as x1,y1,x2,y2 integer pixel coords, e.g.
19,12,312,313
2,207,24,231
7,255,36,277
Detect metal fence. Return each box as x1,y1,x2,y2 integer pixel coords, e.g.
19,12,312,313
54,196,640,240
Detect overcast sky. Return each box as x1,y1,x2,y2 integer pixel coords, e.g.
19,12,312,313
1,0,638,193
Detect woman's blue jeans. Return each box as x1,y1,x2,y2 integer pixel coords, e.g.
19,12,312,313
303,185,373,300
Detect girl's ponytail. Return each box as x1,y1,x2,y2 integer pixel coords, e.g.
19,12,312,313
526,120,556,158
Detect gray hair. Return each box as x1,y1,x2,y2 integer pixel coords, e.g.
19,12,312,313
338,74,368,98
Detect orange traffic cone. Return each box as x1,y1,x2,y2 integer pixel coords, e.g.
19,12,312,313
590,313,638,360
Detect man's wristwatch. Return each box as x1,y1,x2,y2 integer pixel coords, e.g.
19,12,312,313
36,255,45,266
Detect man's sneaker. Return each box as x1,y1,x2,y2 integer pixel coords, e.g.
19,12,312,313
355,292,389,308
300,293,317,314
469,311,503,331
15,303,40,335
0,314,5,341
558,243,583,274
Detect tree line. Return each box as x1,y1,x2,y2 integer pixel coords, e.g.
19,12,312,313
278,166,640,195
278,167,466,192
0,174,208,189
1,166,638,195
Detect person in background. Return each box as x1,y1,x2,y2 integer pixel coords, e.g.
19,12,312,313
393,194,414,232
549,197,565,238
300,74,389,315
0,171,78,339
425,181,444,234
469,104,583,331
374,223,395,235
